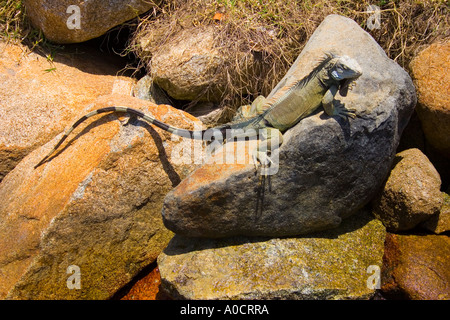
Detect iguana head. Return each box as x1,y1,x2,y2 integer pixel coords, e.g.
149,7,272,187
328,55,362,96
329,55,362,81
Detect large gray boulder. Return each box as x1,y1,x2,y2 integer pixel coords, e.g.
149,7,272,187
162,14,417,238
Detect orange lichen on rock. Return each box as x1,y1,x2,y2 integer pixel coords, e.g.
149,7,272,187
0,42,135,181
410,41,450,157
0,93,199,299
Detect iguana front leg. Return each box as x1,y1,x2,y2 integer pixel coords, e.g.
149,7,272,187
322,84,356,119
252,127,283,175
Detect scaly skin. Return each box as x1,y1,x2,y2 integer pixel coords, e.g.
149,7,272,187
231,53,362,172
35,53,362,174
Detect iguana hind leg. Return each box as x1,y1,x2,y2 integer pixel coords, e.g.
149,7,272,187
252,127,282,175
232,95,267,122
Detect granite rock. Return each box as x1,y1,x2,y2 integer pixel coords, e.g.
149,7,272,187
382,233,450,300
25,0,157,43
0,95,198,299
372,148,443,232
158,210,386,300
410,41,450,158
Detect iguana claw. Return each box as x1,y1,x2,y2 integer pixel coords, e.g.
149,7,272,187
335,103,356,119
252,150,273,175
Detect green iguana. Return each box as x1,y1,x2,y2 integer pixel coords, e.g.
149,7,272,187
34,53,362,172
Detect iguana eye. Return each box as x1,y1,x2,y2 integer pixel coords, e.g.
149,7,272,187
331,70,341,79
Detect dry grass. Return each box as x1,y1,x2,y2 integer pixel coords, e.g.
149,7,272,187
1,0,448,122
0,0,23,39
130,0,448,122
0,0,49,50
360,0,449,67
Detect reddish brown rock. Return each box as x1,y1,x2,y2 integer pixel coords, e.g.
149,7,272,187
410,41,450,158
382,233,450,300
0,94,199,299
118,266,162,300
0,42,135,181
372,148,443,232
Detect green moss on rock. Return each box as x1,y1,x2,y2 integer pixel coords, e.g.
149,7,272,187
158,209,386,300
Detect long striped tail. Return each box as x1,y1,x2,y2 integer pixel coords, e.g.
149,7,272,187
34,106,225,169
